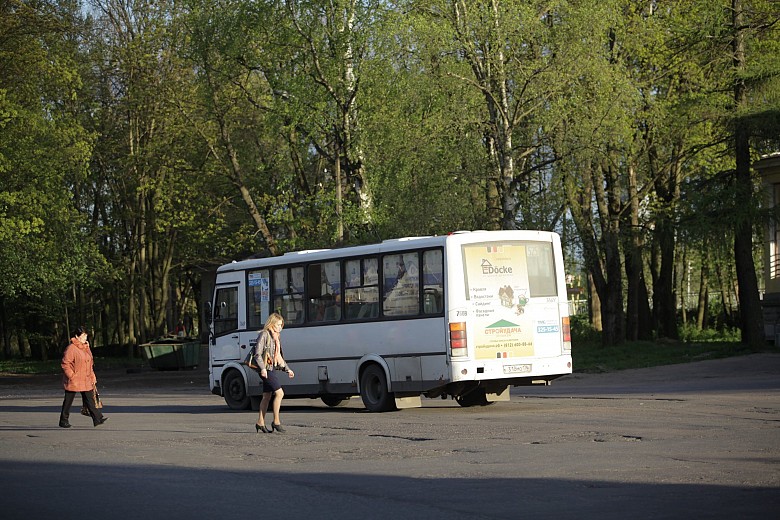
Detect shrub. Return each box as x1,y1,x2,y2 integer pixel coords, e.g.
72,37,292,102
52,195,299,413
570,314,600,345
678,323,741,343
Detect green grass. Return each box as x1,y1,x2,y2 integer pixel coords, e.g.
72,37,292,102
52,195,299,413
1,339,775,375
0,357,145,375
565,314,776,373
571,340,769,373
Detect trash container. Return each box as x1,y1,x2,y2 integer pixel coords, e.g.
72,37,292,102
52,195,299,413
139,338,200,370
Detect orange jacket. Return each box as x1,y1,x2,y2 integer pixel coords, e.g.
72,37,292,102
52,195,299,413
61,338,97,392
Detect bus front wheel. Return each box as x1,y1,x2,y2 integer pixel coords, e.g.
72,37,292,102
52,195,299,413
360,364,396,412
223,369,250,410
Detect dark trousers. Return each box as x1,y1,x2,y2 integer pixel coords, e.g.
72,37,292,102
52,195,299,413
60,390,103,426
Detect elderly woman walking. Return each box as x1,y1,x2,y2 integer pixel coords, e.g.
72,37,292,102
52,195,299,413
59,326,108,428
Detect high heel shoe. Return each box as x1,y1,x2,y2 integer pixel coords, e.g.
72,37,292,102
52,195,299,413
255,423,269,433
271,423,285,433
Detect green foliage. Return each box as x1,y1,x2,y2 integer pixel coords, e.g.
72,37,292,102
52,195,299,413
0,359,62,375
0,355,143,375
3,0,780,357
572,312,759,372
678,323,741,343
569,314,602,345
0,1,100,324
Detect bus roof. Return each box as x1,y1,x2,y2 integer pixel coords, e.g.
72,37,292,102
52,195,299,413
216,230,558,273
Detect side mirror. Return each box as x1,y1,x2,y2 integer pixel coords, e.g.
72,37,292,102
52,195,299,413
204,302,213,325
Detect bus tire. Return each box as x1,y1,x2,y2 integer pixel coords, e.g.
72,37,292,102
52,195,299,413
321,395,349,407
455,388,491,407
360,364,396,413
223,369,250,410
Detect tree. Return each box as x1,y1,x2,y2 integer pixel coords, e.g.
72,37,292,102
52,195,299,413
86,0,205,343
407,0,565,231
729,0,778,346
278,0,383,241
678,0,780,345
0,0,99,358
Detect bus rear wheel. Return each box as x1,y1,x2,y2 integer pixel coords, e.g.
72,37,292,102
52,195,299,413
223,369,250,410
360,364,396,412
455,387,491,407
321,395,349,407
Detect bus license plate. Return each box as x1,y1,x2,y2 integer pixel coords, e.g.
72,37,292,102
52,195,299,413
503,364,531,374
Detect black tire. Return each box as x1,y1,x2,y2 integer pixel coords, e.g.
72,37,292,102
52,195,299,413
360,364,396,412
321,395,349,407
455,387,491,407
223,369,250,410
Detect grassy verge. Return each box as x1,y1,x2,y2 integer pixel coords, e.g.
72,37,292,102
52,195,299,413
2,341,776,375
572,340,772,373
0,357,145,376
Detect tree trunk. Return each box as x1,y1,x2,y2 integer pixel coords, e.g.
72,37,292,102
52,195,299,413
588,272,602,331
205,73,278,256
1,298,9,359
651,151,681,340
566,161,624,345
218,118,278,256
624,163,651,341
731,0,765,347
697,252,709,329
599,158,626,345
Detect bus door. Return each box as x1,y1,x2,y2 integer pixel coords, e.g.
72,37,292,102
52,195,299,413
211,271,245,362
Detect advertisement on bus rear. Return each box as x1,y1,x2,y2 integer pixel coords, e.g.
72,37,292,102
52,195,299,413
463,243,535,359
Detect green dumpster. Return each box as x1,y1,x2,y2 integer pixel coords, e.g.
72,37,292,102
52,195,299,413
139,338,200,370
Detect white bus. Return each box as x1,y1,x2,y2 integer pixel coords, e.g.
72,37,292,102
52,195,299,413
206,230,572,412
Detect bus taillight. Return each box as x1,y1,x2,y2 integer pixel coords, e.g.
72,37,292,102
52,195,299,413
562,316,571,351
449,322,467,357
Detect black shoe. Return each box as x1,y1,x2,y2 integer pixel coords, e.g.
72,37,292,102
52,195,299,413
271,423,285,433
59,421,71,428
94,417,108,427
255,423,269,433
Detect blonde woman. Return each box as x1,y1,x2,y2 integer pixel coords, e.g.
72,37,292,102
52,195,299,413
253,313,294,433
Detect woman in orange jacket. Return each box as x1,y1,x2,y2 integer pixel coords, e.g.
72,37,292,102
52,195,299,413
59,326,108,428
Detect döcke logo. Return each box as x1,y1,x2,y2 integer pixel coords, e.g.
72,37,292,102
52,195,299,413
481,260,513,275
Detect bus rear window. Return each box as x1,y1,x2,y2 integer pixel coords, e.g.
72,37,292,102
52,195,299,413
462,241,557,300
526,243,557,297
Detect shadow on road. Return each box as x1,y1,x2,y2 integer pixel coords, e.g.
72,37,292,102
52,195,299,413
0,460,776,520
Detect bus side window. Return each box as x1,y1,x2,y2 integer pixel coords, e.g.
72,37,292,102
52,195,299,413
382,252,419,316
356,301,378,319
247,270,269,330
424,289,441,314
273,267,305,325
423,249,444,315
307,261,341,323
345,258,379,321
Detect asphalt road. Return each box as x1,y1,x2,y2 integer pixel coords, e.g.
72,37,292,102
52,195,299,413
0,353,778,519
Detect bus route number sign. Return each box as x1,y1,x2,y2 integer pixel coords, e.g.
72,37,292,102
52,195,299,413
503,364,532,374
